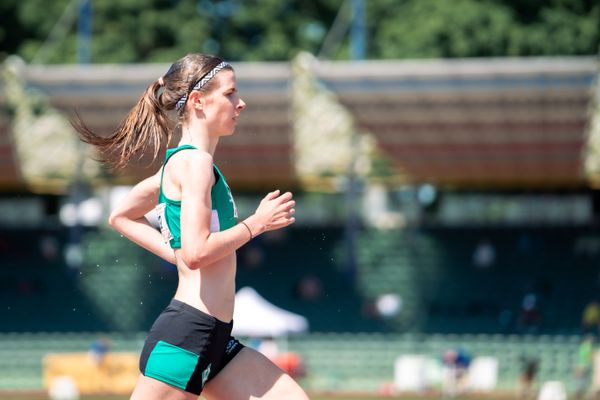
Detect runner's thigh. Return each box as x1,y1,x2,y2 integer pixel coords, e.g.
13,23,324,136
202,347,309,400
130,374,198,400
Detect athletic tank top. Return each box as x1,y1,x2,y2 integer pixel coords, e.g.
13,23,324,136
156,144,238,249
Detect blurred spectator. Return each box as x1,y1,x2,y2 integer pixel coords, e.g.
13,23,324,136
272,352,306,380
361,298,380,320
239,244,265,269
574,335,595,400
498,308,515,333
255,338,306,380
473,238,496,269
442,348,472,397
89,337,111,367
295,274,323,302
518,292,542,333
575,335,594,399
519,356,539,400
39,235,60,262
581,300,600,336
262,229,289,245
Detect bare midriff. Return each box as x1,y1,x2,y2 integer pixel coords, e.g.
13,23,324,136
172,250,236,323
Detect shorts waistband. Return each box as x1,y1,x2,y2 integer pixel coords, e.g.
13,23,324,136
169,299,233,328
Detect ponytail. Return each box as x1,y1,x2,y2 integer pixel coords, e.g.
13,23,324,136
73,53,229,170
72,79,172,170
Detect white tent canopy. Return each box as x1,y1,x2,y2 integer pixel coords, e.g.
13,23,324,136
232,287,309,337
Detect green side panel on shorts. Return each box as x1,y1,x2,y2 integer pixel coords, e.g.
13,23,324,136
144,340,199,390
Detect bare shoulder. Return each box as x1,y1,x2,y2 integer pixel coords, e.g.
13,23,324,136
181,149,213,167
173,149,214,186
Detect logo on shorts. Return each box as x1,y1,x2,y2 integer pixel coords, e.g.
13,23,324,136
225,339,239,355
201,363,212,388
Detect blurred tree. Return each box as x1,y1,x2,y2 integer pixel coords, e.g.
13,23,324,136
507,3,600,56
370,0,599,59
205,0,340,61
371,0,515,58
0,0,25,58
0,0,598,63
1,0,340,63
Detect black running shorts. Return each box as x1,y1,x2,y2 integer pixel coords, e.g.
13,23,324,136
139,299,244,395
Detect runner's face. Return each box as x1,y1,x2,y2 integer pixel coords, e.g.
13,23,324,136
202,70,246,136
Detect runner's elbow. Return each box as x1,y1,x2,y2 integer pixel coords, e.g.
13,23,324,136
182,248,210,270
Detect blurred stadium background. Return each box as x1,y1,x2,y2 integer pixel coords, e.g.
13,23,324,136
1,0,600,399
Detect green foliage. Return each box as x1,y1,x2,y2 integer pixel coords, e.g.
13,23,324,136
373,0,515,58
215,0,339,61
372,0,599,59
509,5,600,55
0,0,598,63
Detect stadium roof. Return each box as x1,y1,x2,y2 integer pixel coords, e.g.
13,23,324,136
0,56,597,191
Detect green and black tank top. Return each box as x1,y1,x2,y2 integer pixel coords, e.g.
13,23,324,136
156,144,238,249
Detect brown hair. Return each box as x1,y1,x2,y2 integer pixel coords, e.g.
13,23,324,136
72,53,233,170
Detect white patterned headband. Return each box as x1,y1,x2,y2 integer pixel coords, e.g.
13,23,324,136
175,61,230,112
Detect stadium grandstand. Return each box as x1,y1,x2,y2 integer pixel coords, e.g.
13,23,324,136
0,55,599,395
